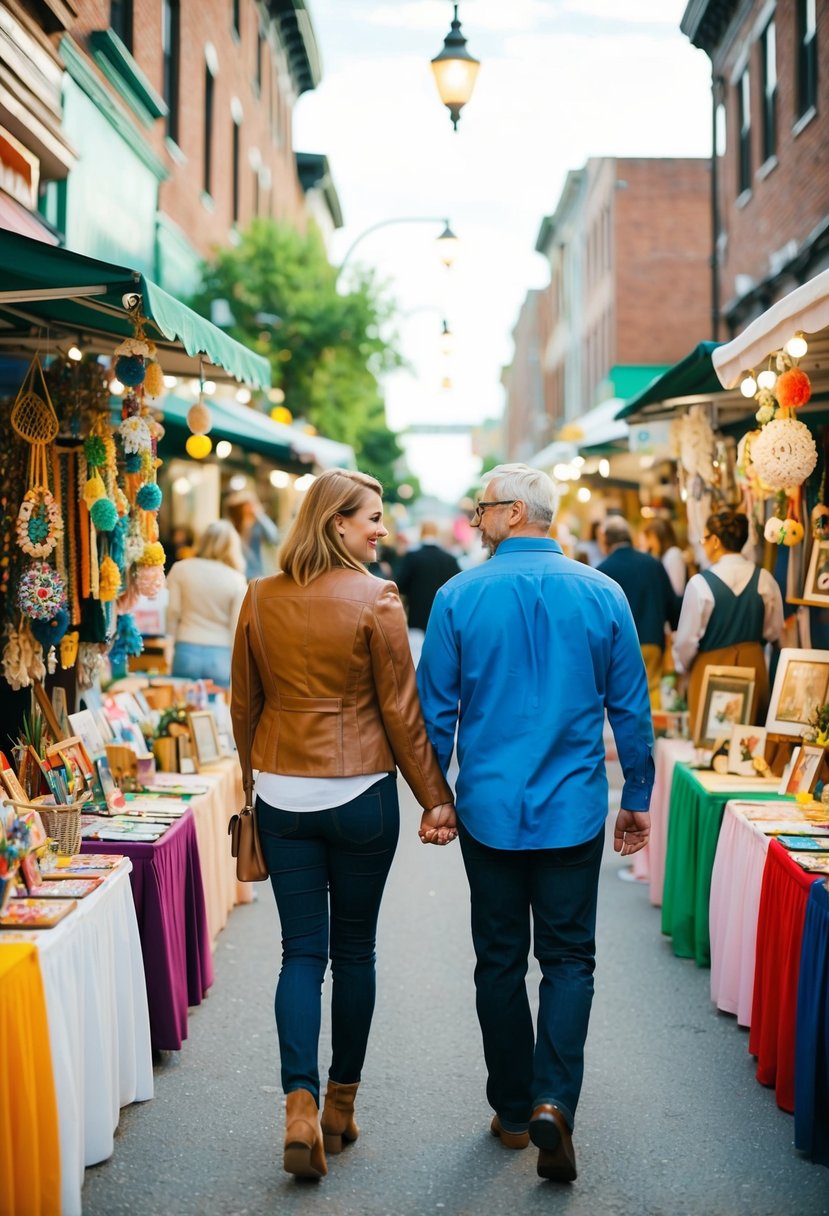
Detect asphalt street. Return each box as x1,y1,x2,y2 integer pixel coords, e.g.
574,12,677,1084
82,764,828,1215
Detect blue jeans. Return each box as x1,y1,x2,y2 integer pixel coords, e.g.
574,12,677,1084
172,641,231,687
256,774,399,1101
458,822,605,1133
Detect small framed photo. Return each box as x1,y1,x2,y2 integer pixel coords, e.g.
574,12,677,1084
187,711,222,767
0,755,29,805
727,725,768,777
802,539,829,606
766,648,829,737
68,709,107,760
778,744,825,797
694,666,756,748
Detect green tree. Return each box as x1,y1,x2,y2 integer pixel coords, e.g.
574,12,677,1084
191,219,410,488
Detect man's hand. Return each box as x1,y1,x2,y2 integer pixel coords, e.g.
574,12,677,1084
613,808,650,856
419,802,457,846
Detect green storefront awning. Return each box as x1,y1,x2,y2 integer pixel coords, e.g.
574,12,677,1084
0,229,271,389
615,342,724,421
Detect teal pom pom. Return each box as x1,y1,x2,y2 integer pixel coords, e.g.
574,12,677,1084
90,497,118,532
124,452,142,473
136,483,162,511
115,354,146,386
84,435,107,466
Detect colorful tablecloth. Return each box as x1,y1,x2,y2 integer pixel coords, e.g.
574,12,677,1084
795,877,829,1163
631,736,695,901
0,943,61,1216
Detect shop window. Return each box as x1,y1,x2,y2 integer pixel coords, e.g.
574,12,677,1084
256,27,264,94
203,62,215,196
232,116,241,224
737,68,751,195
162,0,180,145
761,19,777,162
796,0,818,119
110,0,133,51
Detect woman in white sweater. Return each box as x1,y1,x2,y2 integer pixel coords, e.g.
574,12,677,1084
166,520,248,687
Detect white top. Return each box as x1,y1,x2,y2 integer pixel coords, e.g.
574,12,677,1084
662,546,687,596
673,553,784,673
166,558,248,648
255,771,388,812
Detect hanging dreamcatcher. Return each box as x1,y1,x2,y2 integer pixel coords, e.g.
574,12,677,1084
11,357,63,560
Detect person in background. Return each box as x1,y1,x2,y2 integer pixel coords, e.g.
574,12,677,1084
674,509,784,725
598,517,681,708
225,488,280,580
641,518,687,596
166,520,247,687
230,469,455,1182
166,524,195,568
574,520,604,568
417,463,652,1185
395,521,461,664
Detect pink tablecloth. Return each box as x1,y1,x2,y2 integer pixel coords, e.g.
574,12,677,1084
631,737,695,902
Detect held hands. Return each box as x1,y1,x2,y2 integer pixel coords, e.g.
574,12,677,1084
419,802,457,846
613,808,650,856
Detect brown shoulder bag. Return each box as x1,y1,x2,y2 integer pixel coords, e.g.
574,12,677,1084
228,579,268,882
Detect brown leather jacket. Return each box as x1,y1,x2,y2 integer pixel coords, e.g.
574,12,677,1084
230,568,452,811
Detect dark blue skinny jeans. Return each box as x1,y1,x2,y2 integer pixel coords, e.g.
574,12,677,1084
256,773,400,1103
458,821,605,1134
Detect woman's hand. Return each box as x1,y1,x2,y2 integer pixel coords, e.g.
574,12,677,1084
419,802,457,846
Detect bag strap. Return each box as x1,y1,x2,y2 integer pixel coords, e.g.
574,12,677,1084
243,577,261,812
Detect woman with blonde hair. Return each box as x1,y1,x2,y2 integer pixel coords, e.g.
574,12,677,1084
166,519,247,687
231,468,455,1182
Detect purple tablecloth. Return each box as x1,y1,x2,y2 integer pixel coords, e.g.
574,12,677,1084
81,809,214,1050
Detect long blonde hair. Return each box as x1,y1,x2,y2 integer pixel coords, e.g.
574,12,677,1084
279,469,383,586
196,519,246,573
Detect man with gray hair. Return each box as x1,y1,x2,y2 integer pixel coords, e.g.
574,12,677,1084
417,463,653,1184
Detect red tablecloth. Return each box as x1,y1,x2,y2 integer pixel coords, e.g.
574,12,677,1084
749,839,816,1112
81,809,213,1050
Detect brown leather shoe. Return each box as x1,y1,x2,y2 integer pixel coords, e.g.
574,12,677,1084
529,1104,577,1182
490,1115,530,1149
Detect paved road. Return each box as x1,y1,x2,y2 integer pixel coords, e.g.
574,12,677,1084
83,769,827,1215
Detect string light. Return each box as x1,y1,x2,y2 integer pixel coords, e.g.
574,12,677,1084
740,371,758,397
784,332,808,359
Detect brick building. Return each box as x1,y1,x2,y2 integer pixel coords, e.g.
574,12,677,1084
501,289,548,462
503,157,710,458
682,0,829,336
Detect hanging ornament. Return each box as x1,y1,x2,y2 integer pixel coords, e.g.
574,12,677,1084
136,483,162,511
90,497,118,532
114,354,146,386
29,606,70,651
750,415,817,491
775,367,811,410
15,487,63,558
187,402,212,435
119,416,152,453
59,630,79,669
83,469,107,508
186,434,212,459
113,336,151,358
83,435,107,467
98,555,121,601
136,565,165,597
144,361,165,398
17,562,66,621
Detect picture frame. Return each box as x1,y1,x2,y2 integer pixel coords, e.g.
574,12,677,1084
765,648,829,737
693,666,756,748
727,725,768,777
0,755,29,805
778,744,824,797
68,709,107,760
187,711,222,767
802,539,829,607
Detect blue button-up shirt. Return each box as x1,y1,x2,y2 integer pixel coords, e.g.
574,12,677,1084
417,537,654,850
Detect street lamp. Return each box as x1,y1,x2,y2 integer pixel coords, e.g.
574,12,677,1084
336,217,459,278
431,3,480,131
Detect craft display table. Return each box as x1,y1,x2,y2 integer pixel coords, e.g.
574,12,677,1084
630,736,695,901
795,878,829,1164
661,765,782,965
187,758,252,942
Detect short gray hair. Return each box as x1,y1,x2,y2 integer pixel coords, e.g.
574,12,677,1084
602,516,632,547
483,463,559,529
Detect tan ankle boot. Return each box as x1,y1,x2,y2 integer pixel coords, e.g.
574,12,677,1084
320,1079,360,1154
283,1089,327,1179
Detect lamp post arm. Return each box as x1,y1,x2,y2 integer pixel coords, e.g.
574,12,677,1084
337,216,450,275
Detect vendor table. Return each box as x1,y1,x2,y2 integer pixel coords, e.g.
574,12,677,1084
189,757,252,942
0,943,61,1216
750,839,818,1114
661,765,782,966
795,877,829,1164
631,736,695,901
81,809,213,1051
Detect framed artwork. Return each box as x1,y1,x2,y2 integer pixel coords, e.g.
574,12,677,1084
694,666,756,748
802,539,829,606
778,744,824,797
187,711,222,766
68,709,107,759
766,648,829,737
0,757,29,805
727,725,768,777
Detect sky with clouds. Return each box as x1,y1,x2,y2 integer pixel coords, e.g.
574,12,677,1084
293,1,712,500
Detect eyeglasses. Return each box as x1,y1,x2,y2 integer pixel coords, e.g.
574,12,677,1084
471,499,516,525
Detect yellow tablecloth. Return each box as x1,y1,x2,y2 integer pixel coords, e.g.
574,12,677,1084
0,943,61,1216
190,758,253,942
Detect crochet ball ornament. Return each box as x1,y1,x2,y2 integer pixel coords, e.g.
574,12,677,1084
187,402,212,435
782,519,805,546
143,361,165,398
186,433,212,459
775,367,812,410
764,516,786,544
90,496,118,532
750,416,817,490
136,564,165,597
29,607,70,650
114,354,146,387
17,563,66,620
135,482,162,511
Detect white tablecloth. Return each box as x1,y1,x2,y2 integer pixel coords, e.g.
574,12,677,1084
631,737,695,902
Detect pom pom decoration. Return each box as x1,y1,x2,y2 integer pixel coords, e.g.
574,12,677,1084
143,360,165,398
29,606,70,650
136,564,165,597
136,482,162,511
124,452,142,473
186,434,212,459
119,416,152,453
90,496,118,532
83,471,106,508
108,612,144,674
775,367,812,410
764,516,786,544
187,402,212,435
139,541,166,567
15,488,63,558
83,435,107,466
114,354,146,387
98,555,121,601
17,562,66,621
783,519,805,546
750,416,818,491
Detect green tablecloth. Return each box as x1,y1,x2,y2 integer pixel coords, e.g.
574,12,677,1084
661,765,785,967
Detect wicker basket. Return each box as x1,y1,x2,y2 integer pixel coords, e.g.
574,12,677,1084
3,792,91,857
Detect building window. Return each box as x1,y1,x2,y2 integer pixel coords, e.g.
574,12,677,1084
796,0,817,118
761,20,777,161
256,27,264,94
203,62,215,196
162,0,180,144
737,68,751,194
232,0,240,39
232,116,241,224
110,0,133,50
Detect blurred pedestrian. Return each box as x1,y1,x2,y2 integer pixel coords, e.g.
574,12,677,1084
641,518,687,596
417,463,653,1184
230,468,455,1181
395,521,460,664
225,488,280,580
574,520,603,568
166,520,247,687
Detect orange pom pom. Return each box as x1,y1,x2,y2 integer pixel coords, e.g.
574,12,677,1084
776,367,811,410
